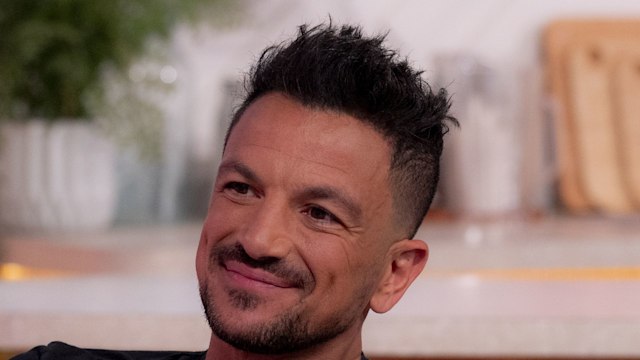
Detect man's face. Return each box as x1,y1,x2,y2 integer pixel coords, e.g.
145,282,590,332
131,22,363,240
195,93,399,354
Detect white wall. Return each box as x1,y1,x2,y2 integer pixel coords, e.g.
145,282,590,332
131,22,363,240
164,0,640,218
175,0,640,157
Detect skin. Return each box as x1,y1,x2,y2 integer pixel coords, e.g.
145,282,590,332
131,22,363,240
195,92,428,360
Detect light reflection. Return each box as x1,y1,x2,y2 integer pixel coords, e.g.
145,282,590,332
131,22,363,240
0,262,71,281
463,225,484,246
455,273,482,288
160,65,178,84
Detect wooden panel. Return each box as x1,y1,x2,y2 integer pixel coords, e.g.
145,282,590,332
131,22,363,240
613,53,640,207
544,21,591,212
566,40,634,213
544,20,640,213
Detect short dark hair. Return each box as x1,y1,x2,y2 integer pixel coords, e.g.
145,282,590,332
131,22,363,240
226,23,457,238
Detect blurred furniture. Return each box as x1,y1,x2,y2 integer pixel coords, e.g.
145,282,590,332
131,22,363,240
545,19,640,213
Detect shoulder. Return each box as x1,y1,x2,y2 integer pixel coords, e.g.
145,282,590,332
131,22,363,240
12,342,206,360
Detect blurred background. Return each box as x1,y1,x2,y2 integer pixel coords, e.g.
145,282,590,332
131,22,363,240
1,0,639,359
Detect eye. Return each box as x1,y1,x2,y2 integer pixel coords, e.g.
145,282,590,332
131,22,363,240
223,181,257,198
303,206,342,227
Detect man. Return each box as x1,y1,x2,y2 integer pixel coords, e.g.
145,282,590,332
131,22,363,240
14,22,455,360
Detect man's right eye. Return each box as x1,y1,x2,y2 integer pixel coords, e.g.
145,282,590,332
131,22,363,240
224,182,250,194
223,182,257,198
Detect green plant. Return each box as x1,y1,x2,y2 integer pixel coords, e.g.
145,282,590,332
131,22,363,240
0,0,218,121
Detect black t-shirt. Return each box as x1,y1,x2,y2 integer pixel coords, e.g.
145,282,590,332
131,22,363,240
13,342,369,360
11,342,206,360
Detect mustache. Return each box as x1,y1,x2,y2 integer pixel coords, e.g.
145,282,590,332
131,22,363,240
211,243,313,289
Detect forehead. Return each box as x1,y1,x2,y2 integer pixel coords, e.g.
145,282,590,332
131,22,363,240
227,93,391,175
225,93,395,219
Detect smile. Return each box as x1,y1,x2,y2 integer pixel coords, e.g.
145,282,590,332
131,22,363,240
223,260,297,289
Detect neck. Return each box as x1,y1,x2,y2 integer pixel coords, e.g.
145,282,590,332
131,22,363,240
204,326,364,360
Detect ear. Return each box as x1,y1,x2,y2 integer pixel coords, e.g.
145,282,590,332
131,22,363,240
369,239,428,313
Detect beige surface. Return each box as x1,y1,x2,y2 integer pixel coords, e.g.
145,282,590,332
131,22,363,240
1,218,640,357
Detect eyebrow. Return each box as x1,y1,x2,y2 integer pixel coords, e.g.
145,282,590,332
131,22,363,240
217,160,261,184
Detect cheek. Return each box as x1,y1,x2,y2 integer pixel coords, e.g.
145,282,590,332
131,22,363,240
195,227,211,283
195,208,232,279
202,199,237,241
302,239,375,295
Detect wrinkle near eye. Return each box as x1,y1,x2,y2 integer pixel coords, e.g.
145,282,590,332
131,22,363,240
293,185,363,226
301,207,343,232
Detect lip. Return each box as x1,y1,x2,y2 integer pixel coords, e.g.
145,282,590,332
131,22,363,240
223,260,296,289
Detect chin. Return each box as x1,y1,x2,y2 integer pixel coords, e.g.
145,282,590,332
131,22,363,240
199,282,356,355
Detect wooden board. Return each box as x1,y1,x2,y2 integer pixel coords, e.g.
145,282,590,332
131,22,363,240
613,53,640,207
544,21,592,212
565,41,634,213
544,20,640,213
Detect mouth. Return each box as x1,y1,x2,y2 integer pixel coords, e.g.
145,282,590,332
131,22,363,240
223,260,299,289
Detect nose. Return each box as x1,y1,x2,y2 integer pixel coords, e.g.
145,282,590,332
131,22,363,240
238,196,293,261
